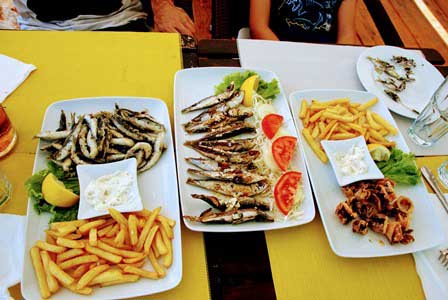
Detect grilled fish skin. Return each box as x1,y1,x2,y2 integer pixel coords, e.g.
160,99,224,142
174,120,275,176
185,157,254,172
186,143,260,163
184,208,274,224
198,121,255,141
191,194,271,211
181,82,235,113
187,178,269,197
187,168,266,184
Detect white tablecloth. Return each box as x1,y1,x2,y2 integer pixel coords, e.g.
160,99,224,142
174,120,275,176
237,39,448,156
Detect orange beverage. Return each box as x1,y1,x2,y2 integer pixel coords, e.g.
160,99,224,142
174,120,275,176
0,106,17,158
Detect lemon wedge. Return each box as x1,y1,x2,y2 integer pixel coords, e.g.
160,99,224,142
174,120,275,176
42,173,79,207
240,75,260,107
367,143,391,162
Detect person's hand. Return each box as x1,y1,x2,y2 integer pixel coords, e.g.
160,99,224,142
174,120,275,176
153,3,196,37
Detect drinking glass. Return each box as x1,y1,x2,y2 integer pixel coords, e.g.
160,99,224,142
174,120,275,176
0,173,12,209
0,105,17,158
407,76,448,147
438,160,448,189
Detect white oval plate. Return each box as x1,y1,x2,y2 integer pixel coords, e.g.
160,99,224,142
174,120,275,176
289,89,444,257
356,45,444,119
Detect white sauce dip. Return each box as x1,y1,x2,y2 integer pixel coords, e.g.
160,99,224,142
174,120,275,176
85,171,134,210
334,145,368,176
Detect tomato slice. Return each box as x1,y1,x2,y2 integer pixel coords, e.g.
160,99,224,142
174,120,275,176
274,171,302,215
261,114,283,139
272,136,297,171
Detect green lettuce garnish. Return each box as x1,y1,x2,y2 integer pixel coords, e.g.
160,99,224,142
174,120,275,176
376,148,420,185
25,161,79,223
215,71,280,100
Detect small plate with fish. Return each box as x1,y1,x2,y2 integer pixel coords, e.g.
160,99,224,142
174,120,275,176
356,45,444,119
174,67,315,232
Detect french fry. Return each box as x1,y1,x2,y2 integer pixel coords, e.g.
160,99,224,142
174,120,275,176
148,249,165,278
157,215,176,228
322,111,354,123
79,219,107,235
144,225,159,253
114,225,126,247
36,241,67,254
123,266,158,279
331,133,358,140
155,231,168,256
136,207,161,251
357,97,378,111
89,269,124,286
40,250,59,293
55,225,77,236
321,98,350,106
56,248,84,264
366,110,382,130
77,264,110,289
59,254,100,270
66,284,93,295
96,218,116,230
109,208,128,227
64,233,83,240
372,112,398,135
123,253,146,264
46,233,56,245
85,244,122,264
309,110,324,123
303,109,311,127
368,128,387,142
152,244,160,258
105,223,120,238
56,237,85,249
137,218,146,231
311,125,320,138
50,220,87,230
128,215,138,246
49,260,75,287
100,274,140,287
88,228,97,246
299,99,308,118
319,119,337,139
135,208,152,218
97,241,141,258
72,264,90,279
302,128,328,163
98,224,114,238
117,261,146,270
157,217,174,240
30,247,51,299
160,225,173,268
324,122,338,140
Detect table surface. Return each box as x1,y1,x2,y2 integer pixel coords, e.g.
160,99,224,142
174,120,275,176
1,30,448,300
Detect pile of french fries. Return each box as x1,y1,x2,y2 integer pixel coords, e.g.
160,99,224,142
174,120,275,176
299,97,398,163
30,207,175,299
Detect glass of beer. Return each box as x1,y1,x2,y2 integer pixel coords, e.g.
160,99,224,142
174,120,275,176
0,105,17,158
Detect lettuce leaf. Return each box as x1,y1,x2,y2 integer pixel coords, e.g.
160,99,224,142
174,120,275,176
376,148,420,185
25,161,79,223
215,71,280,100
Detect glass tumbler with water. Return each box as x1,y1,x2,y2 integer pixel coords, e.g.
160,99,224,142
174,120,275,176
408,76,448,147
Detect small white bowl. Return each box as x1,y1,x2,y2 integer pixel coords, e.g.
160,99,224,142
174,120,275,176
76,158,143,219
321,136,384,186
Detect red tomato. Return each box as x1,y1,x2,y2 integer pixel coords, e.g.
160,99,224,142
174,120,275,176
261,114,283,139
272,136,297,171
274,171,302,215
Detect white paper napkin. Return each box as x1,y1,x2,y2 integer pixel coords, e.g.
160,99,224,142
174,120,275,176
0,214,25,300
237,39,448,156
413,194,448,300
0,54,36,103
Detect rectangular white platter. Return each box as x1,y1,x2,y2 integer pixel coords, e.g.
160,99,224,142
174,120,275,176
22,97,182,300
174,67,315,232
289,89,444,257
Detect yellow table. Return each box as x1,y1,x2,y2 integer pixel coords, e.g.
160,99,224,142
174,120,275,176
0,31,209,300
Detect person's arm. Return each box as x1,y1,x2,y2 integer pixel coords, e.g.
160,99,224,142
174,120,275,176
336,0,357,44
151,0,196,37
249,0,279,40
